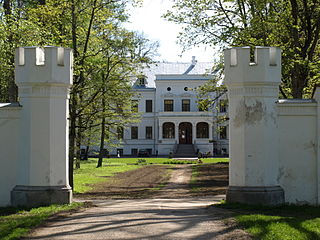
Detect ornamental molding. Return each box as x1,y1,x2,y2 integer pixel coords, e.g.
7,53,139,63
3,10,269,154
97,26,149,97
179,93,193,97
228,86,278,97
277,104,317,116
161,93,176,97
18,85,70,98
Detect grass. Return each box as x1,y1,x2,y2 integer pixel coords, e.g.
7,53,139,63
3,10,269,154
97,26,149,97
190,165,199,191
0,202,83,240
219,202,320,240
74,159,141,193
89,157,229,165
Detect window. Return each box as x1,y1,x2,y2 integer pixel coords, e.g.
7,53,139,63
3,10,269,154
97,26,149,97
146,126,152,139
131,100,138,112
219,100,228,113
184,87,188,91
219,126,227,139
163,122,175,138
131,148,138,156
146,100,152,112
198,99,209,111
131,126,138,139
196,122,209,138
117,148,123,156
116,103,123,113
182,99,190,112
137,76,146,86
167,87,171,91
164,99,174,112
117,127,123,140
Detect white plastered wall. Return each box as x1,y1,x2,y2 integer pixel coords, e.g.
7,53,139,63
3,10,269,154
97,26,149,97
0,105,20,206
278,101,318,204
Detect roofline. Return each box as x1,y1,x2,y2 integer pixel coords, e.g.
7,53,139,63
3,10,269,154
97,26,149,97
155,74,212,80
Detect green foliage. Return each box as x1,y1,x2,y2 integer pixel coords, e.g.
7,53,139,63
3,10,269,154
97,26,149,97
136,159,147,165
0,203,83,240
163,160,195,164
0,1,158,171
165,0,320,98
219,203,320,239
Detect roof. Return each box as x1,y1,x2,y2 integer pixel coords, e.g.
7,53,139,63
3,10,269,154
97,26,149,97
133,59,214,89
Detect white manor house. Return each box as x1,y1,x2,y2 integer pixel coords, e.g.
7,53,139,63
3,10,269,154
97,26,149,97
116,57,229,157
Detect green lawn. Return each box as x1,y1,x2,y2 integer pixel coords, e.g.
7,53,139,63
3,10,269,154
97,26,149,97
219,203,320,240
0,203,83,240
91,157,229,165
74,159,142,193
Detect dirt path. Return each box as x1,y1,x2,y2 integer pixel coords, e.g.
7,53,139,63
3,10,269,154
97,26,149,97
27,164,252,240
154,165,193,198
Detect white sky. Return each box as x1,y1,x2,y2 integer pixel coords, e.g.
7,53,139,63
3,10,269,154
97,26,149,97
125,0,216,62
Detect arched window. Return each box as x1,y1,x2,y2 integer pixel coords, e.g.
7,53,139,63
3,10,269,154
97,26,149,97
163,122,175,139
196,122,209,138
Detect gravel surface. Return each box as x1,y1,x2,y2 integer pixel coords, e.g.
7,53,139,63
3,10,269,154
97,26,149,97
27,164,252,240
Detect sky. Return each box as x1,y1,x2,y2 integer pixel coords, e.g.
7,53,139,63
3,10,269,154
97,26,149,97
125,0,216,63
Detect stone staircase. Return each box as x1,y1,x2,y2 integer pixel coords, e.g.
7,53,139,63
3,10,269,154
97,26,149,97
174,144,197,157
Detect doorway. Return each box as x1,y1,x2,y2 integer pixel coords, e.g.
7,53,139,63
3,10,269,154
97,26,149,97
179,122,192,144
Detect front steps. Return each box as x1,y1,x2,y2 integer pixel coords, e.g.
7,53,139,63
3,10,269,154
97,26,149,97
174,144,197,157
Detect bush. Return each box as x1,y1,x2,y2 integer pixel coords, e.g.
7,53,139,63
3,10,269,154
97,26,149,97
136,159,147,165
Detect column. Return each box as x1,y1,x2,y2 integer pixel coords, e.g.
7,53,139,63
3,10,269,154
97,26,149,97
192,122,196,144
159,121,163,140
175,122,179,143
224,46,284,205
208,123,213,140
11,46,73,207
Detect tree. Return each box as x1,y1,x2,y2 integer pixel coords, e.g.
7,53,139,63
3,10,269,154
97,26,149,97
0,0,157,188
164,0,320,98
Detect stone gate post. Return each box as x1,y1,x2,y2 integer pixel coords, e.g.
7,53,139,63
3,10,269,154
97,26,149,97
11,46,73,207
224,47,284,205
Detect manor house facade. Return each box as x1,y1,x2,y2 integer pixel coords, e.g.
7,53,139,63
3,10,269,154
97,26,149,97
117,57,229,157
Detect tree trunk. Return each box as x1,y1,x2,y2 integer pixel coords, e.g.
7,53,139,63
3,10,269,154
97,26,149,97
68,95,77,189
75,112,82,169
97,115,106,168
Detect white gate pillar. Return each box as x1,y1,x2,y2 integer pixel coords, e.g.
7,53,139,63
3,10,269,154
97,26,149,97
11,46,73,207
224,46,284,205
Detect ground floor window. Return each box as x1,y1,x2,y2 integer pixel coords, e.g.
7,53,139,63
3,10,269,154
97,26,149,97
196,122,209,138
163,122,175,138
219,126,227,139
117,148,123,156
131,148,138,156
117,127,124,140
131,126,138,139
146,126,152,139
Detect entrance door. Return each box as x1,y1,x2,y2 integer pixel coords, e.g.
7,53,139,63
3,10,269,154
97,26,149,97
179,122,192,144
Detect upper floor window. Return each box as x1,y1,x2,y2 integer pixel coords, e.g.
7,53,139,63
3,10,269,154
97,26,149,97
219,100,228,113
137,76,146,86
198,99,209,111
146,100,152,112
131,126,138,139
182,99,190,112
131,100,138,112
164,99,174,112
